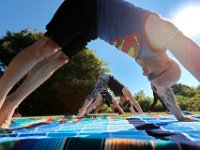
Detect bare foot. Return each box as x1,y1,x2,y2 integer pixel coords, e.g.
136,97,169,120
0,116,12,128
180,116,200,122
0,101,16,128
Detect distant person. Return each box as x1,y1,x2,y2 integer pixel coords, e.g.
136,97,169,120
85,90,125,115
150,84,167,111
78,73,143,117
0,0,200,127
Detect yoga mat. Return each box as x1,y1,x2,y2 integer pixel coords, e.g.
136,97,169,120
0,113,199,150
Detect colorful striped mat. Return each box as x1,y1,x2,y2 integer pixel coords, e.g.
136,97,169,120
0,114,200,150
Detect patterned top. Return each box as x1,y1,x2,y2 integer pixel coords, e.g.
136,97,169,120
86,73,125,101
97,0,167,60
86,73,110,101
0,60,7,76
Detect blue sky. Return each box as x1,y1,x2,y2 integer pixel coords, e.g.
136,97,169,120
0,0,199,97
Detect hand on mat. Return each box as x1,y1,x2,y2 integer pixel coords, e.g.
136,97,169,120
180,116,200,122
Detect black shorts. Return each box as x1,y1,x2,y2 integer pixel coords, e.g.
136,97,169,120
101,90,113,107
107,76,124,96
44,0,98,58
122,100,131,112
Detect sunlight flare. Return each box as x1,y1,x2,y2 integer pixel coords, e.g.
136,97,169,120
173,6,200,37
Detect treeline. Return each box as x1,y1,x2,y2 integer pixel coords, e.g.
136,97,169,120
0,29,109,116
98,84,200,113
134,84,200,112
0,30,199,116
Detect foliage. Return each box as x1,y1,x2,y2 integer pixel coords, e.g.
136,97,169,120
134,90,151,112
96,104,113,113
132,83,200,113
53,49,109,114
0,30,109,116
1,30,200,115
134,83,200,112
0,29,43,65
171,83,196,97
172,83,200,111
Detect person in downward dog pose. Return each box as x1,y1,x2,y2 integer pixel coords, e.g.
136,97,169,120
0,0,200,127
87,89,125,115
78,73,143,117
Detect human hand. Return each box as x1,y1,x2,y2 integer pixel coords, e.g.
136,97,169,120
179,116,200,122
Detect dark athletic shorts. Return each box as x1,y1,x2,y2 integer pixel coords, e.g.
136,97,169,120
107,76,124,96
101,90,113,107
122,100,131,112
44,0,98,58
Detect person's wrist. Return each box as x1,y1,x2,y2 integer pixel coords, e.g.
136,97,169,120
177,115,185,121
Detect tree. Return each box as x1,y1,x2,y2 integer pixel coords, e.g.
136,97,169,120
171,83,196,97
134,90,152,112
172,83,200,112
0,30,109,116
0,29,43,65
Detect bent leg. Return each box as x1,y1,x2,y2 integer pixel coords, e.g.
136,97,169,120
0,51,68,128
0,36,60,109
78,99,93,118
85,94,103,115
94,103,103,113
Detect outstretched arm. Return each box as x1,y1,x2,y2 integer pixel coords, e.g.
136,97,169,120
111,99,125,114
129,105,136,114
122,87,144,114
156,86,199,121
166,30,200,81
0,51,68,128
145,14,200,81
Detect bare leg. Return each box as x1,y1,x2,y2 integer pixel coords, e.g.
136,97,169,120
129,106,136,114
77,99,93,118
85,94,103,115
94,103,103,113
111,99,125,114
0,51,68,128
0,36,60,109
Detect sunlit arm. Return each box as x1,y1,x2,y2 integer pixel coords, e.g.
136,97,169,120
156,86,184,121
166,31,200,81
156,86,199,121
129,105,136,114
112,99,125,114
122,87,144,114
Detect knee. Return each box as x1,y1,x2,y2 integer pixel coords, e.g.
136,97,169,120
58,53,69,64
53,51,69,66
35,36,61,59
